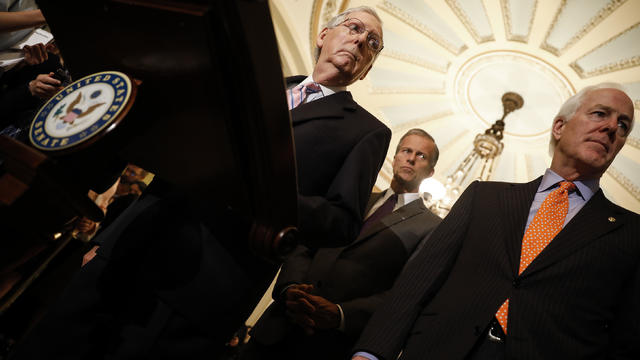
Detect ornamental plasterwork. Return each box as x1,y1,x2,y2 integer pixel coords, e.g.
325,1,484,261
445,0,494,44
398,110,455,129
501,0,537,43
308,0,348,62
369,86,446,95
569,22,640,78
382,49,449,73
378,0,468,55
607,166,640,202
540,0,627,56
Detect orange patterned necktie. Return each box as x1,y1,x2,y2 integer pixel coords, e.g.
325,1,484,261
495,181,576,333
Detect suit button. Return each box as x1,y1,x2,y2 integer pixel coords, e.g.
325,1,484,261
512,278,521,288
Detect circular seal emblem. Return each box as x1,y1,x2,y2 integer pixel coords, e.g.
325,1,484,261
29,71,134,151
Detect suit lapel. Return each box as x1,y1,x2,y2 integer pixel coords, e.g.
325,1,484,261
521,190,624,277
364,192,384,216
350,199,426,248
290,91,357,125
499,177,542,276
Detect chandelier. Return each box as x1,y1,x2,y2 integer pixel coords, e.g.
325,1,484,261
427,92,524,217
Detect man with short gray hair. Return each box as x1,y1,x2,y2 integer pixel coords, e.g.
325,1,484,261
353,84,639,360
288,6,390,248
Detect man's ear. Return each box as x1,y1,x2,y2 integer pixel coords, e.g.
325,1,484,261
552,116,565,142
427,168,435,179
316,27,328,49
359,64,373,81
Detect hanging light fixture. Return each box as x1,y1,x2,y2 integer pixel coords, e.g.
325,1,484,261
427,92,524,217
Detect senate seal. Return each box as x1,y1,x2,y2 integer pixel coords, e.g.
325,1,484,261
29,71,134,151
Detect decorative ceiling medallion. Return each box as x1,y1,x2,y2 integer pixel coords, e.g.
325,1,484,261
30,71,133,151
541,0,626,56
445,0,494,43
570,22,640,78
379,0,467,55
454,50,574,138
501,0,537,43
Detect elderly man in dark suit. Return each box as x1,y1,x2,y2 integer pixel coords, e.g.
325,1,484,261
243,129,442,360
288,5,390,248
353,83,639,360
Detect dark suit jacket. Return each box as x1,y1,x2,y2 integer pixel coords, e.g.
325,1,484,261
288,76,391,248
249,195,442,359
355,178,640,360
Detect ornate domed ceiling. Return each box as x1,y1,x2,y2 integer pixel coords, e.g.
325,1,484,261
269,0,640,213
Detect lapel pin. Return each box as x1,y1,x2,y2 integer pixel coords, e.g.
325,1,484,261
608,217,616,223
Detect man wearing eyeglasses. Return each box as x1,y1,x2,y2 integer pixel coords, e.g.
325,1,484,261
288,6,391,249
352,83,639,360
242,129,441,360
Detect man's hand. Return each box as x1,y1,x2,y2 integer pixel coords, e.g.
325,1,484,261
75,217,97,234
28,72,61,99
283,284,315,334
22,43,48,65
295,291,341,330
283,285,340,335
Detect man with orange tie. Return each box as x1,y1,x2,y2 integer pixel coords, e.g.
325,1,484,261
352,83,639,360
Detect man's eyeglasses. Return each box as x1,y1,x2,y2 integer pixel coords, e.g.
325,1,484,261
340,18,383,53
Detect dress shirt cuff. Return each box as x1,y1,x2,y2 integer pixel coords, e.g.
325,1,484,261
336,303,345,331
353,351,379,360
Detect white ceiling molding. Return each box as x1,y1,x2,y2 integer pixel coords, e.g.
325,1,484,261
540,0,626,56
378,0,468,55
380,101,454,128
445,0,494,43
308,0,349,62
608,157,640,203
381,29,450,73
368,68,446,94
501,0,537,43
570,22,640,78
622,81,640,108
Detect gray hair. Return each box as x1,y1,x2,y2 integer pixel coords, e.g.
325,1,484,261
396,128,439,170
314,6,383,62
548,82,634,155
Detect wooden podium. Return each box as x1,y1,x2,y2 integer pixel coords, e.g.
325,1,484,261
0,0,298,355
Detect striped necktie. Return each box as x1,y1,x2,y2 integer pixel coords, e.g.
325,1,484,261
288,82,322,110
495,181,576,333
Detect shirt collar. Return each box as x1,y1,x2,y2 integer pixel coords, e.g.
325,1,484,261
539,168,599,201
385,188,420,208
300,75,346,96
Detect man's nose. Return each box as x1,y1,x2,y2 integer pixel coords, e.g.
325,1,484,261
352,31,367,47
601,115,619,136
